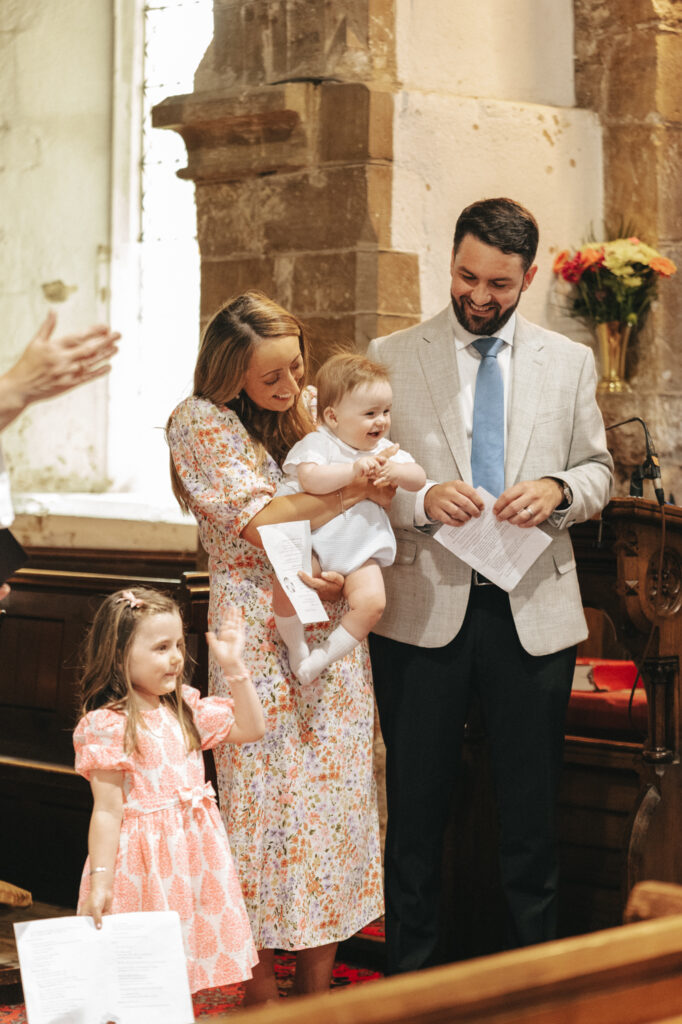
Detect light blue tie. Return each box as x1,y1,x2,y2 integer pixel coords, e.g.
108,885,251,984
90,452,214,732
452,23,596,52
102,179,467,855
471,337,505,497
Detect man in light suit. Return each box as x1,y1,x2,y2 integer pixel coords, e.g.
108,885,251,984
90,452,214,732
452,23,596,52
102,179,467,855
367,197,613,975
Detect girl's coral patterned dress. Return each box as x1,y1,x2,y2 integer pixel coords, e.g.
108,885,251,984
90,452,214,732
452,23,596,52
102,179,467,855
167,395,383,950
74,685,258,994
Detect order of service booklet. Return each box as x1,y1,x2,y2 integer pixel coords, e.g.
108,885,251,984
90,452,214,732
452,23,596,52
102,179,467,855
13,911,194,1024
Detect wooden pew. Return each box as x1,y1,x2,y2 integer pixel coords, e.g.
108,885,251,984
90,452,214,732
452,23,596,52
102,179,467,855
625,879,682,923
210,915,682,1024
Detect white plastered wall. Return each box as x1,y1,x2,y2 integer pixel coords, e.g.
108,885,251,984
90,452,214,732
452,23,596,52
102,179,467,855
392,0,603,340
0,0,196,552
0,0,112,494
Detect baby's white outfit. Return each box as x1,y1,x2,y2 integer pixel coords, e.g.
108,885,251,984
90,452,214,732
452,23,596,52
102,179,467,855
278,425,417,574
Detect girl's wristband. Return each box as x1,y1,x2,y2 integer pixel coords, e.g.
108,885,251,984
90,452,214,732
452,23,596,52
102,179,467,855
225,672,250,685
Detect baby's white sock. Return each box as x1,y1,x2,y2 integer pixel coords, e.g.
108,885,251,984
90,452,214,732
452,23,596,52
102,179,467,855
295,625,359,686
275,613,310,674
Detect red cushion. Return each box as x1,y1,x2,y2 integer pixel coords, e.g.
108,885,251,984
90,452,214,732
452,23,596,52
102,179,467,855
568,659,647,739
575,657,643,691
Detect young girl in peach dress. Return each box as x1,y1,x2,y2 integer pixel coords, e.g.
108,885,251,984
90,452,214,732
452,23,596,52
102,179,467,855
74,587,264,994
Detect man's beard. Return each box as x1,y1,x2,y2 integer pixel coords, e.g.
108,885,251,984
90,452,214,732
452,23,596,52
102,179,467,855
451,288,522,336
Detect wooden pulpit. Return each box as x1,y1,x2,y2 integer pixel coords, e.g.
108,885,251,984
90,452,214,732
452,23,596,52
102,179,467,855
575,497,682,894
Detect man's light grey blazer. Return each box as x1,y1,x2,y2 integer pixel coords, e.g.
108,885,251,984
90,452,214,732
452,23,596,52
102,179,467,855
367,306,614,657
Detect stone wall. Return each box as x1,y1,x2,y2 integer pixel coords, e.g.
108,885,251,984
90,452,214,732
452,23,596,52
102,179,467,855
575,0,682,502
196,0,397,91
154,0,420,368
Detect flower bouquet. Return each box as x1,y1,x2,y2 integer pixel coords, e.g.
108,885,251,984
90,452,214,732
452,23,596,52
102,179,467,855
553,236,676,393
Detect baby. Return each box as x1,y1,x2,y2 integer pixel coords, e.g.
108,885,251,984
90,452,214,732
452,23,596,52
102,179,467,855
273,352,426,684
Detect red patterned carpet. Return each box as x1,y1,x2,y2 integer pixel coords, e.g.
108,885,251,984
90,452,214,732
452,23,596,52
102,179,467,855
0,944,383,1022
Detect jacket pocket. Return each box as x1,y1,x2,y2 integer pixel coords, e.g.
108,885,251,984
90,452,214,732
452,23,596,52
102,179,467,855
553,550,576,575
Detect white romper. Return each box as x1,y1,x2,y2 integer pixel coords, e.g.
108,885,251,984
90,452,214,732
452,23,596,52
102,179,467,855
279,425,417,575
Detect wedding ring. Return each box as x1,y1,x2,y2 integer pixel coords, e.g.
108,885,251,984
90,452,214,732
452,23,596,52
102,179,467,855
524,506,533,517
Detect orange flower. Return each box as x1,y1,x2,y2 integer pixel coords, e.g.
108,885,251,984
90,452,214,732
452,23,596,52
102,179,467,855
552,250,570,274
581,246,605,269
650,256,677,277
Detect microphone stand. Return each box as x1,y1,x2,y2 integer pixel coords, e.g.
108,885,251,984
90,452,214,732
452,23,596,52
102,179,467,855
605,416,665,505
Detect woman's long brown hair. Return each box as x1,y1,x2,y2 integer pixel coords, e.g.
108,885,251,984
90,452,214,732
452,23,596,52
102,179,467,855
168,290,315,513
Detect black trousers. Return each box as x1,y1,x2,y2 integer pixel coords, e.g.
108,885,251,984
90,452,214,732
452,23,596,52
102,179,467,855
370,583,575,975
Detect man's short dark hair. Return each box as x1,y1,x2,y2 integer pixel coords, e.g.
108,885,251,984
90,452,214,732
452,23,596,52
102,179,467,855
453,197,539,272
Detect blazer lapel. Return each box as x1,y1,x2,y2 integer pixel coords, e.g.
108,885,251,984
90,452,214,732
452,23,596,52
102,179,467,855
505,315,548,486
417,307,472,482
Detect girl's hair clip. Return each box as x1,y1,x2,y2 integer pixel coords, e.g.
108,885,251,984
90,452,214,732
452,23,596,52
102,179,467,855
116,590,144,610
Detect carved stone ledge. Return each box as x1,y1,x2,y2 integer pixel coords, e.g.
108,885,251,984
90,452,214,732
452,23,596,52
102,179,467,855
152,86,310,182
152,81,393,184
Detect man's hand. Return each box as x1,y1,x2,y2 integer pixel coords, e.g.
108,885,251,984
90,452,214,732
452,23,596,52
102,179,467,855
0,312,120,429
424,481,484,526
299,569,345,603
493,478,564,527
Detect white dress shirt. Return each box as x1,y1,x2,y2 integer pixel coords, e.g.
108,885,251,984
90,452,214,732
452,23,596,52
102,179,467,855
413,305,517,525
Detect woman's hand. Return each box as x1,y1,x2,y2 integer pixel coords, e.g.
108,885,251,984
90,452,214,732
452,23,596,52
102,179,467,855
366,478,397,509
299,569,345,603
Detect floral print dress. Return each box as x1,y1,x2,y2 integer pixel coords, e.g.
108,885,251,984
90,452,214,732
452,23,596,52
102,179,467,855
74,686,258,993
167,395,383,950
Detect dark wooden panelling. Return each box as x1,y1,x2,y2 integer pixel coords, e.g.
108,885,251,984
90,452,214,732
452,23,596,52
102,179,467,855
0,551,209,904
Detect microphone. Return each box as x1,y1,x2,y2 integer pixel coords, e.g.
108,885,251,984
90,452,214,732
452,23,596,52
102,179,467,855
644,450,665,506
605,416,665,506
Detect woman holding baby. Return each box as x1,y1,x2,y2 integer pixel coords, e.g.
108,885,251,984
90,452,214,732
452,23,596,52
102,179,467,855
167,291,390,1005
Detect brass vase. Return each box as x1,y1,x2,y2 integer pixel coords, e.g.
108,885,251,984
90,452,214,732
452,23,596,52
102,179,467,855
595,321,633,394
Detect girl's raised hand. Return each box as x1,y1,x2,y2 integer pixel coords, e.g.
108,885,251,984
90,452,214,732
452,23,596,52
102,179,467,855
206,606,247,677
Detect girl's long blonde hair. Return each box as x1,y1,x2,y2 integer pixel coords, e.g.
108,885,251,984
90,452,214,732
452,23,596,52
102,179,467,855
168,290,315,513
78,587,201,754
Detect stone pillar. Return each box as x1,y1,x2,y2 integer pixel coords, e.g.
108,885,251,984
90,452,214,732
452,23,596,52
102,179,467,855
575,1,682,501
152,2,420,368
